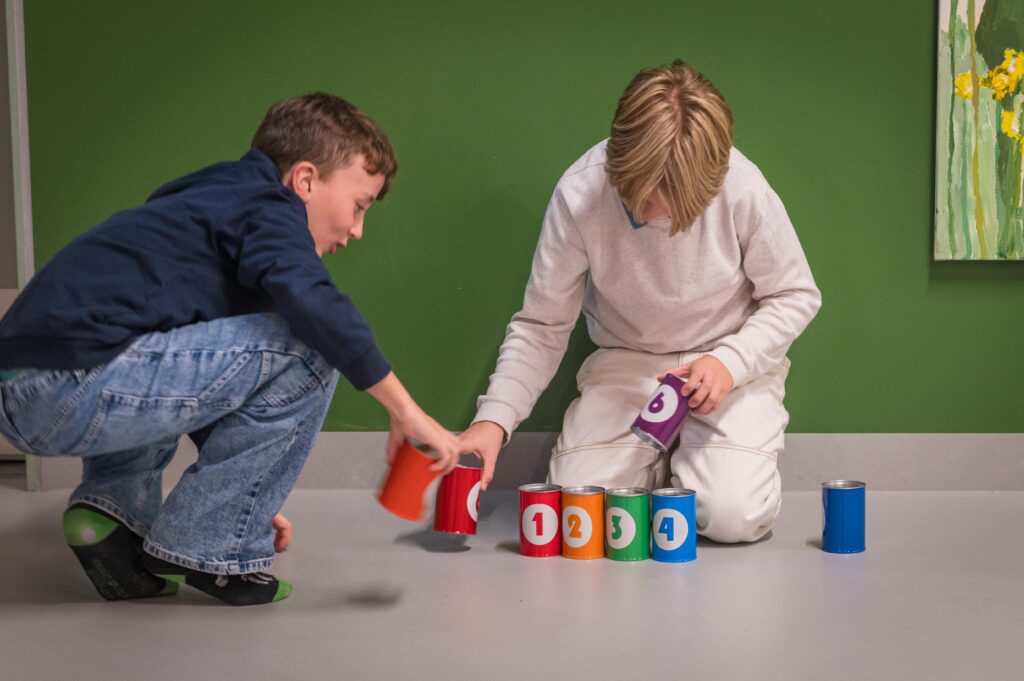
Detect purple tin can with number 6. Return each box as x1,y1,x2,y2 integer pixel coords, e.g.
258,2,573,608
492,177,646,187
631,374,691,451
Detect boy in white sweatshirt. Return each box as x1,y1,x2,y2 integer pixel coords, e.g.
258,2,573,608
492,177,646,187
460,60,821,543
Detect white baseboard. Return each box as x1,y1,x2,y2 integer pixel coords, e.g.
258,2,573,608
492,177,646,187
31,432,1024,492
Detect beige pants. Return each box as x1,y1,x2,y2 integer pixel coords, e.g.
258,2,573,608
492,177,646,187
548,348,790,543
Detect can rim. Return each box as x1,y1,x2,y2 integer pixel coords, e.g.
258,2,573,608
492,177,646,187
822,480,866,489
651,487,696,497
518,483,562,493
630,426,669,451
605,487,650,497
561,485,605,495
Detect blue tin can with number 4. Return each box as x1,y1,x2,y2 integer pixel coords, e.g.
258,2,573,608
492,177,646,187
650,488,696,563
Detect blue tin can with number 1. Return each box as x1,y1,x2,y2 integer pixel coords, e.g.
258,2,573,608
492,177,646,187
822,480,866,553
650,488,697,563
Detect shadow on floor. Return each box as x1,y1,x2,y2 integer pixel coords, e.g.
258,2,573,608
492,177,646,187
300,583,405,610
393,525,470,553
495,540,520,554
0,461,26,491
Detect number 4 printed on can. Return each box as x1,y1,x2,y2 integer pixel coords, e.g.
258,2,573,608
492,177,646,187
653,508,688,551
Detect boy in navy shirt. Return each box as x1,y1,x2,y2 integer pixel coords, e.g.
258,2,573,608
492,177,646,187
0,93,459,605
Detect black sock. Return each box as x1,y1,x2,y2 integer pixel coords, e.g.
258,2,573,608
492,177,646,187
140,553,292,606
62,503,178,601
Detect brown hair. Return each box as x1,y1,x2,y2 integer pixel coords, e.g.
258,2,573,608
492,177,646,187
252,92,398,199
606,60,733,235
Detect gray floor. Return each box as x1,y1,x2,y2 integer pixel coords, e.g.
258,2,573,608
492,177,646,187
1,483,1022,681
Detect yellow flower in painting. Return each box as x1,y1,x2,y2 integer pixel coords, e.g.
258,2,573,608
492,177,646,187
980,49,1024,100
999,49,1024,91
985,70,1013,100
955,72,974,99
1001,111,1022,141
998,49,1024,76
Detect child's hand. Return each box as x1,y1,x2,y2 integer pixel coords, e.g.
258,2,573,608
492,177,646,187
385,406,461,475
273,513,292,553
458,421,506,491
367,371,461,475
659,356,734,415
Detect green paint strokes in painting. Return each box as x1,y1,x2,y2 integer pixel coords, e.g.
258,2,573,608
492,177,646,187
967,0,991,258
946,0,961,257
961,100,973,256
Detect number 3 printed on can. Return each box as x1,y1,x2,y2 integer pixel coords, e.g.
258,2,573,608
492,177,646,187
605,507,637,550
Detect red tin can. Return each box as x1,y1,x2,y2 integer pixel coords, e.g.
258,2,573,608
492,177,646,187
518,483,562,557
433,465,482,534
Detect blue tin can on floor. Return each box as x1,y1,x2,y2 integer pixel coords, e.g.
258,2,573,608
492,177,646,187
650,488,696,563
821,480,866,554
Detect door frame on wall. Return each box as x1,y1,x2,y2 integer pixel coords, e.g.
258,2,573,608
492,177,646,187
4,0,38,490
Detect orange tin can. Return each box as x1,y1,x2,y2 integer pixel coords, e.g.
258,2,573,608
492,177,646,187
561,486,605,559
377,441,441,521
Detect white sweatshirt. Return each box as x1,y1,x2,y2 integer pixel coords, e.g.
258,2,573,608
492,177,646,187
473,140,821,437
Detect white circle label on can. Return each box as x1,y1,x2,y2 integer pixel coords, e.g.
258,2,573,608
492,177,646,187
641,384,679,423
466,481,481,522
521,503,558,545
606,507,637,550
562,505,593,548
652,508,688,551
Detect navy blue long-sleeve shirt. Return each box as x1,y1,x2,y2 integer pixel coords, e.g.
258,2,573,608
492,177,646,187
0,149,391,390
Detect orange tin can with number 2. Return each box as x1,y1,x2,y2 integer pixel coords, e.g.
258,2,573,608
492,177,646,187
561,486,605,559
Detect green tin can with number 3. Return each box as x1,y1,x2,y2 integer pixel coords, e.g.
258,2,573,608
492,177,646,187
604,487,650,561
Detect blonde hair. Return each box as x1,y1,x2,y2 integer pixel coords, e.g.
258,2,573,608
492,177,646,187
606,60,733,235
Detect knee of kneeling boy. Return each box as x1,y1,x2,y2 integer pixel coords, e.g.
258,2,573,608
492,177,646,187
697,490,780,544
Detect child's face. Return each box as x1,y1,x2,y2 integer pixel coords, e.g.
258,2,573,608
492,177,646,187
302,154,386,256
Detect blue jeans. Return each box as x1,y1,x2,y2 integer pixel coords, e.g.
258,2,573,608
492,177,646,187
0,314,339,574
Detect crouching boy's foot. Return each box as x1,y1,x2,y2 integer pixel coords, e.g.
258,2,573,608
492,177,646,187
62,503,179,601
140,553,292,606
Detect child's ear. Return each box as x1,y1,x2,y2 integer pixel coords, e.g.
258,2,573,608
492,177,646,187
282,161,319,203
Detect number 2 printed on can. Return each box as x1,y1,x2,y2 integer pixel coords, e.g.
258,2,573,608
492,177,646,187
652,508,688,551
562,506,593,548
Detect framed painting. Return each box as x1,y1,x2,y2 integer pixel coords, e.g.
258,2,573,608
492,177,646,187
935,0,1024,260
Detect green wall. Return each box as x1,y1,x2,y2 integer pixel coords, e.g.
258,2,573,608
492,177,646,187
23,1,1024,433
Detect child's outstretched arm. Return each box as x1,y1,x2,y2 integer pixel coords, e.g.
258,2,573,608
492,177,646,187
466,186,588,488
367,371,461,473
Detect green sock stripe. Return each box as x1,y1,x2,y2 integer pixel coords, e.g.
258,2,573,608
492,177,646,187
273,579,293,602
62,508,120,546
159,580,181,595
157,573,186,584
